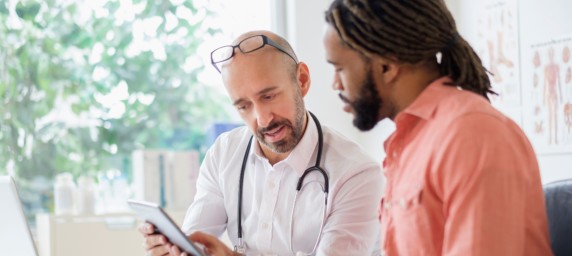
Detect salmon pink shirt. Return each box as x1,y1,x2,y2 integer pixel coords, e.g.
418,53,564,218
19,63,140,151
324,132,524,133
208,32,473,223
380,77,552,255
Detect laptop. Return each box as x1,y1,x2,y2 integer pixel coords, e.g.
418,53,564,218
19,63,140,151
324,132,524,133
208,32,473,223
0,176,40,256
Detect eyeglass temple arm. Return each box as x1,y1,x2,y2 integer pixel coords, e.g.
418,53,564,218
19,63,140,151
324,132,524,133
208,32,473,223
263,37,298,63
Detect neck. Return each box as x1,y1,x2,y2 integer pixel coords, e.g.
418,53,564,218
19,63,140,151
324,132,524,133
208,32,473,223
264,151,288,166
390,62,441,120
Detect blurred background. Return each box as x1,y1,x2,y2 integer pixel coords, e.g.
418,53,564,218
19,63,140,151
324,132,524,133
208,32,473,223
1,0,571,255
0,0,273,222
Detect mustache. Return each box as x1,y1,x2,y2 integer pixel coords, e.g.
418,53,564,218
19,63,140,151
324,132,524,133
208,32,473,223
258,120,290,133
338,92,354,105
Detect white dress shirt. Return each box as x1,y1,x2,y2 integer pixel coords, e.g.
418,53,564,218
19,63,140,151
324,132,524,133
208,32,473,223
182,113,383,255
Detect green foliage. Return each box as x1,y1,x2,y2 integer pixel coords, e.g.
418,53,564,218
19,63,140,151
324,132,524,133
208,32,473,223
0,0,231,183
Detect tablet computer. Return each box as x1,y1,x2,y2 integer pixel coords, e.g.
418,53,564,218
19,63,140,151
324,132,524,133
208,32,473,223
128,200,205,256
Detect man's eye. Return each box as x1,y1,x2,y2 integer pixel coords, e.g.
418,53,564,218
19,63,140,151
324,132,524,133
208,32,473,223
262,94,274,101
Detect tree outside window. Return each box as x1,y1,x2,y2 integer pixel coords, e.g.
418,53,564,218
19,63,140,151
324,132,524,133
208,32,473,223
0,0,270,222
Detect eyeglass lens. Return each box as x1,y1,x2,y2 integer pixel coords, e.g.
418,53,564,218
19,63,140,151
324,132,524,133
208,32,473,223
212,36,265,63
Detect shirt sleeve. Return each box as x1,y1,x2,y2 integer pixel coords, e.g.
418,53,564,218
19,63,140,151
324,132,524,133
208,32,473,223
181,143,228,237
433,113,536,255
316,164,383,256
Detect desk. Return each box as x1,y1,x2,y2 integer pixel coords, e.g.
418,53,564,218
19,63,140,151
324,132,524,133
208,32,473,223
36,210,186,256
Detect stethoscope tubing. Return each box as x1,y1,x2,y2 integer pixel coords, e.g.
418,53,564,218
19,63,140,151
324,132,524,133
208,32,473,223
236,112,328,254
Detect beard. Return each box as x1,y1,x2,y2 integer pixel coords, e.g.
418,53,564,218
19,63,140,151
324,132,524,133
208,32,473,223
340,69,382,131
255,91,306,153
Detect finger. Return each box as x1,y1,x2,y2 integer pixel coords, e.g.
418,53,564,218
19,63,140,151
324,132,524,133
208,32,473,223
189,232,233,256
148,244,170,256
138,222,155,235
188,231,215,246
144,234,168,249
169,244,181,256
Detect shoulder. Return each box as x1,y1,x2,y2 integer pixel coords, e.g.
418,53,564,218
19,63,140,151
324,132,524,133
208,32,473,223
435,111,527,154
430,89,529,154
320,124,382,180
431,88,516,132
319,125,383,207
210,126,249,147
429,93,537,177
207,126,251,158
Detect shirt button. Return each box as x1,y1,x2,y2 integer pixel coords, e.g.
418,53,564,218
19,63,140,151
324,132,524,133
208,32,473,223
268,183,275,189
262,223,269,229
399,198,406,208
384,202,392,210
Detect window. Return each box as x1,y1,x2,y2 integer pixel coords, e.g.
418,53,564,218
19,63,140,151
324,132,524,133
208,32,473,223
0,0,272,224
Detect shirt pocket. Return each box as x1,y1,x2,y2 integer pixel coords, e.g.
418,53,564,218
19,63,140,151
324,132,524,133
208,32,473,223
390,185,436,255
394,185,423,212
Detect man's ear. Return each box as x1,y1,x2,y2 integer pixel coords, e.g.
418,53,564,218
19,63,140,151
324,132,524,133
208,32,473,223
297,62,311,97
374,58,399,84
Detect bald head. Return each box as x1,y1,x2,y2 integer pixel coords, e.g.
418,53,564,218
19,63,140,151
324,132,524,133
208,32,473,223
233,30,298,62
220,30,299,81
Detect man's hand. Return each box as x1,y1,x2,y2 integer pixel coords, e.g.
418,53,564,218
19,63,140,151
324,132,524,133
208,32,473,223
189,231,236,256
166,244,188,256
138,222,173,256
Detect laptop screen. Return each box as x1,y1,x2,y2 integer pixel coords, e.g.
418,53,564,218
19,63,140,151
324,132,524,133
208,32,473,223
0,176,39,256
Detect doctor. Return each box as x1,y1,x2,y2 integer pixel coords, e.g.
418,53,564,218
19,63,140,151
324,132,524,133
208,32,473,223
140,30,383,255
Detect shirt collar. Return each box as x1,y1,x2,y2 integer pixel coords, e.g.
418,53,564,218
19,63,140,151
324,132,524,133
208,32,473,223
396,76,453,122
385,76,452,154
252,111,318,176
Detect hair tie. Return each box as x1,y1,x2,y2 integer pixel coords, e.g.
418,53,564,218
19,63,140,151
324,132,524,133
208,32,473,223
436,33,460,64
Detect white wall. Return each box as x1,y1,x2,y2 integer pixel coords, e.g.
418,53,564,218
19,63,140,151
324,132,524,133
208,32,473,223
283,0,361,142
285,0,572,183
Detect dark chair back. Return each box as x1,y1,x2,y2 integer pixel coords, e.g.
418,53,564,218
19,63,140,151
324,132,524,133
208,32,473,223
544,179,572,256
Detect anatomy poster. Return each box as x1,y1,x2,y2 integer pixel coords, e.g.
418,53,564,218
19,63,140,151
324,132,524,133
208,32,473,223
472,0,521,117
522,35,572,154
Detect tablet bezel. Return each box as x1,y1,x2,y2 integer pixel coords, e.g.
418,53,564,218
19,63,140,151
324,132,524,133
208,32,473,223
128,200,205,256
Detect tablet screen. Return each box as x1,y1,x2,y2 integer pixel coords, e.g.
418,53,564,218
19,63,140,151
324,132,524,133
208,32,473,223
128,200,205,256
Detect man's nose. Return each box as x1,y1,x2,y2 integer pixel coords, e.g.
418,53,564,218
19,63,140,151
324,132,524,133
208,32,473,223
254,104,273,128
332,75,343,91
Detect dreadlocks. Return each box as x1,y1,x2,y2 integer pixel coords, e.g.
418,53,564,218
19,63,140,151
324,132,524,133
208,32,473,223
325,0,496,101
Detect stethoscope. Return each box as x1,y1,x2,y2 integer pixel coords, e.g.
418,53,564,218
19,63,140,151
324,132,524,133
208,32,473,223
234,112,329,255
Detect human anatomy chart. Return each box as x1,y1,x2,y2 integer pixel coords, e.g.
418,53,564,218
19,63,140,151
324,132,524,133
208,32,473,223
473,0,520,110
522,36,572,153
